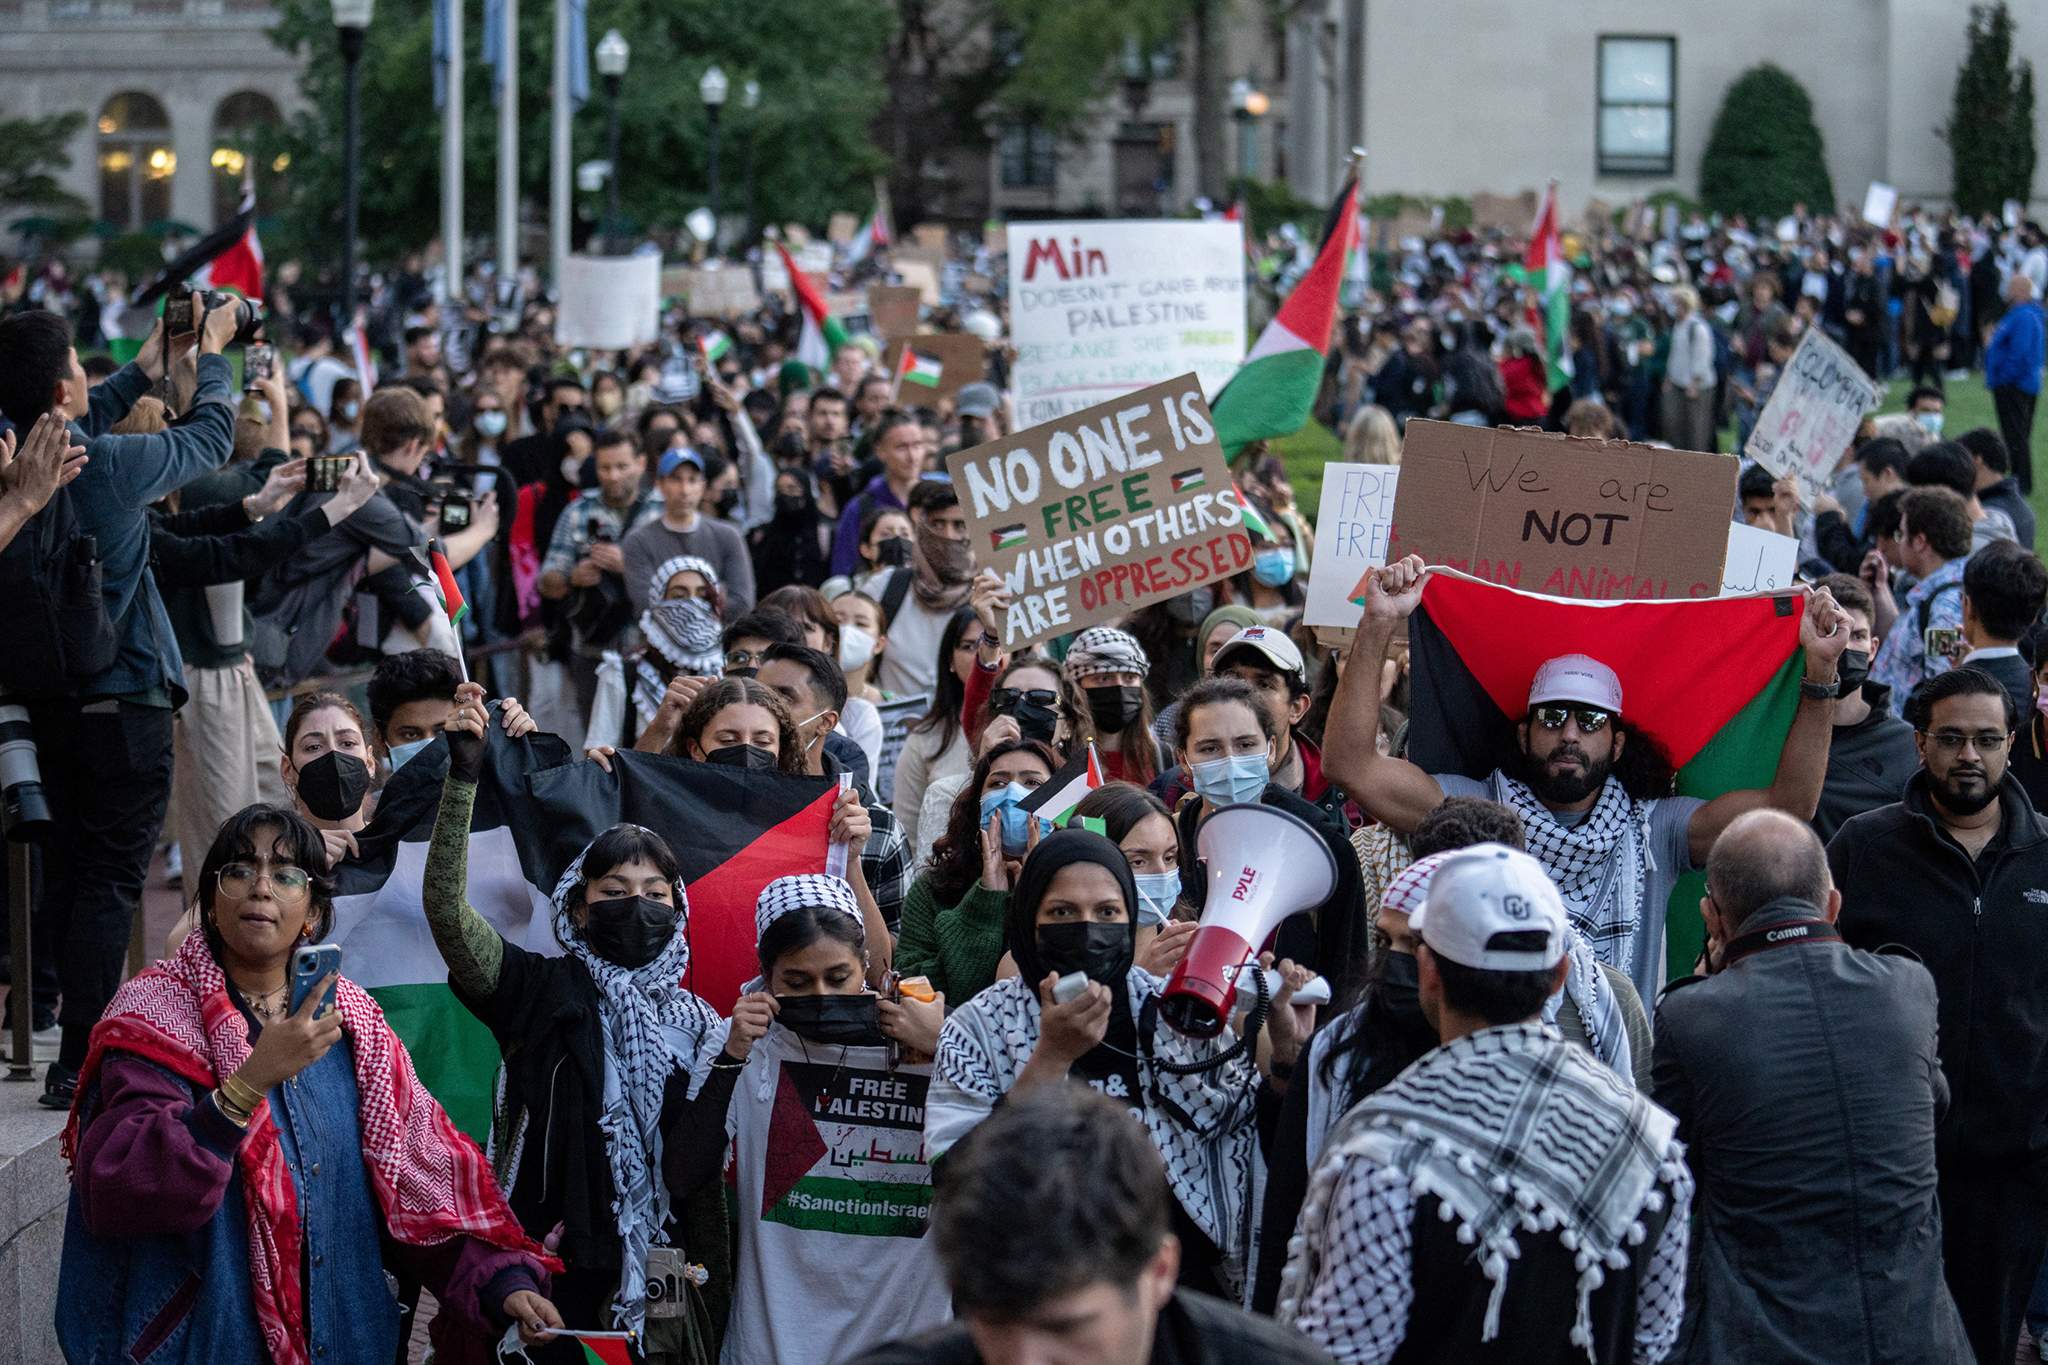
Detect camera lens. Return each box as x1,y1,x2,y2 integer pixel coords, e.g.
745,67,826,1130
0,704,51,841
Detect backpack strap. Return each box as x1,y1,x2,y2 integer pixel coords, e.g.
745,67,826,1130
878,567,913,630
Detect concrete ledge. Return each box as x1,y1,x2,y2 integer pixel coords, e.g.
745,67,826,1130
0,1080,70,1365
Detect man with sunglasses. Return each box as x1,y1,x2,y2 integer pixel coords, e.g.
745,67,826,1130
1329,554,1851,1009
1829,666,2048,1365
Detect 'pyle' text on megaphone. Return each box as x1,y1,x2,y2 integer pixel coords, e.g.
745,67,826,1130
1158,803,1338,1039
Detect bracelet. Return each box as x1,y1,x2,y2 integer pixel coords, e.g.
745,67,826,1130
1798,677,1840,701
219,1070,265,1114
212,1088,254,1127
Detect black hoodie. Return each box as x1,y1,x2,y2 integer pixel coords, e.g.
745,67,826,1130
1813,681,1919,842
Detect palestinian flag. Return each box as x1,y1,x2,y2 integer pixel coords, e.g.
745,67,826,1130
776,240,850,380
844,183,891,267
194,181,265,300
1523,180,1574,391
1021,744,1105,827
564,1334,635,1365
699,329,733,366
896,347,942,391
126,200,259,310
330,726,836,1136
1209,171,1359,459
428,543,468,626
1402,569,1809,983
1170,468,1207,494
990,523,1028,552
1231,483,1273,541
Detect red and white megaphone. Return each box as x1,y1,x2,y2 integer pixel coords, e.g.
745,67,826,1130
1159,803,1338,1039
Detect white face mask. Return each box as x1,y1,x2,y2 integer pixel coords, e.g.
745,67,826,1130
838,623,878,673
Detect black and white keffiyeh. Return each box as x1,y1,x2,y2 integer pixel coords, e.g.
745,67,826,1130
1489,771,1653,974
550,835,729,1337
754,873,863,943
1278,1022,1685,1354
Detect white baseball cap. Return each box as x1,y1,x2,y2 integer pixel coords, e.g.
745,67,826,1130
1527,653,1623,715
1409,844,1568,971
1213,625,1306,685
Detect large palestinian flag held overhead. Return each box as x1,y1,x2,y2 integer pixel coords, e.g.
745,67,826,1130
1402,569,1810,981
331,724,835,1137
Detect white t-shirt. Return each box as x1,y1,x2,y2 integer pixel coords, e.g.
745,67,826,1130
720,1028,951,1364
862,575,950,698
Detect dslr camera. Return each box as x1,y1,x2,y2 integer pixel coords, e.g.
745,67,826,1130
0,703,51,840
166,291,265,346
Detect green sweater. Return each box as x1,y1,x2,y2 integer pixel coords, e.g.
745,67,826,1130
894,874,1010,1004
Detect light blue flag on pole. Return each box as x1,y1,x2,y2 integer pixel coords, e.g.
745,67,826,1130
431,0,450,109
567,0,590,110
480,0,502,107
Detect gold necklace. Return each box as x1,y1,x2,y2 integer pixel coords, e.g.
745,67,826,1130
240,981,290,1024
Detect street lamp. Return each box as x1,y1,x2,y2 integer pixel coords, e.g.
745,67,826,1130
1229,75,1268,181
595,29,630,254
332,0,373,330
741,78,760,243
700,65,728,250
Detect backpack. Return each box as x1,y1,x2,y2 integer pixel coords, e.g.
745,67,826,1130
876,566,914,631
0,483,116,696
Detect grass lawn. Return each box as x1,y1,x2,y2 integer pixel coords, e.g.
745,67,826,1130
1269,373,2048,538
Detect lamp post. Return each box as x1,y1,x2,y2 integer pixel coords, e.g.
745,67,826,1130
332,0,373,330
1229,75,1269,181
596,29,630,254
700,65,728,250
741,78,759,245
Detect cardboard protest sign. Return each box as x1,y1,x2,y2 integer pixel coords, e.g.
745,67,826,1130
1387,420,1736,600
680,265,759,317
945,373,1251,649
1861,181,1898,229
1720,522,1799,597
1305,464,1400,628
882,335,984,404
1744,328,1880,503
913,224,948,254
828,211,859,244
1470,190,1537,232
868,285,921,340
895,258,941,306
555,254,660,349
1008,220,1246,430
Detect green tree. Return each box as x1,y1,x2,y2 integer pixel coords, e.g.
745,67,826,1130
266,0,891,269
1698,64,1834,222
0,112,89,220
1943,1,2037,215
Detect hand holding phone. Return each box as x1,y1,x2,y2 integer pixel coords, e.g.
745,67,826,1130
289,943,343,1019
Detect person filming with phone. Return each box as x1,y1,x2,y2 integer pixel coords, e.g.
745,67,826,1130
55,803,564,1364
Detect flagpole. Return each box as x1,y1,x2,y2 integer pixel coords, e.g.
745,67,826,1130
549,0,570,291
441,0,464,308
496,0,518,291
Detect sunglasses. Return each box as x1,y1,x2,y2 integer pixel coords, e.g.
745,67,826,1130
991,688,1058,713
1530,704,1612,733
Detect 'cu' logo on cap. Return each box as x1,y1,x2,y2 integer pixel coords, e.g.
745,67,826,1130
1502,893,1531,920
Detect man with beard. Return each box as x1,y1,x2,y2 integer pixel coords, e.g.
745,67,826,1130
1328,554,1851,1007
1829,667,2048,1365
856,478,973,696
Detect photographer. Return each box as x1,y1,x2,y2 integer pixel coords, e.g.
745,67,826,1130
538,428,661,718
0,294,240,1108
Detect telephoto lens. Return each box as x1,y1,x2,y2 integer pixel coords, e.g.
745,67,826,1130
0,704,51,840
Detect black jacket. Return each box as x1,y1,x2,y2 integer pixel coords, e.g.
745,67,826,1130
1813,682,1919,843
1962,649,2034,719
845,1289,1332,1364
1829,771,2048,1168
1981,475,2037,550
1653,898,1969,1363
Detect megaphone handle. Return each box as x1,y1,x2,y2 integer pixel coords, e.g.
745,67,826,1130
1146,965,1269,1078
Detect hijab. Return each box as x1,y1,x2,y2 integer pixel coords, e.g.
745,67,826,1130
1005,828,1140,984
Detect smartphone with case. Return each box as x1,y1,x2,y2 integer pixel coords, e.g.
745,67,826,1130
289,944,343,1018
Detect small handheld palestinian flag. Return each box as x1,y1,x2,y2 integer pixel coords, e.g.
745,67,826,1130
893,346,943,400
548,1329,635,1365
427,541,470,681
1021,743,1105,830
698,330,733,368
1231,482,1273,541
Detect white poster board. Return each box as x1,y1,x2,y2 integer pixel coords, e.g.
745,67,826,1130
555,255,660,350
1861,181,1898,229
1007,220,1246,431
1305,464,1400,628
1720,522,1800,597
1743,328,1880,504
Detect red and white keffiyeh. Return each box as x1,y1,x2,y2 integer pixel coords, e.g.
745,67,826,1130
61,931,556,1365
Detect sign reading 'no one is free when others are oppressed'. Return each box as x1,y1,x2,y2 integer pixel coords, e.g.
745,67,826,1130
945,373,1252,649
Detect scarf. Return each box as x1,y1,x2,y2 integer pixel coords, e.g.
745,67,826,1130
61,933,553,1365
626,652,671,740
1490,771,1652,980
550,838,730,1336
910,523,973,611
639,596,724,676
1279,1023,1683,1356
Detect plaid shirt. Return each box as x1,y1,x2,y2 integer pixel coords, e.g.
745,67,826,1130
826,750,910,934
1871,556,1965,718
540,489,664,581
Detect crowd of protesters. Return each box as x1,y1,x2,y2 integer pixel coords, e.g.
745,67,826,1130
0,185,2044,1365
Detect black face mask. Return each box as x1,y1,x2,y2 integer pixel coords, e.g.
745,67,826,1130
775,993,887,1046
581,894,677,970
1036,921,1133,986
876,536,914,568
295,751,371,823
1166,586,1215,625
1084,684,1146,735
714,488,742,518
775,492,810,518
1005,698,1060,744
1375,950,1424,1021
1836,648,1871,700
706,743,778,771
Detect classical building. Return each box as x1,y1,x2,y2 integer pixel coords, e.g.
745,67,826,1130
0,0,301,236
1281,0,2048,216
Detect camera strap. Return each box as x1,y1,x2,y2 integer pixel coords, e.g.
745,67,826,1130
1718,918,1841,969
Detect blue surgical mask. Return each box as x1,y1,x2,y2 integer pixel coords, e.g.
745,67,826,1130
387,736,434,773
1915,410,1945,437
977,781,1035,856
1189,753,1270,807
1133,869,1182,927
1253,548,1295,588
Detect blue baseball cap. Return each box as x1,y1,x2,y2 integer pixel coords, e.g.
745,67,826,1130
658,447,706,479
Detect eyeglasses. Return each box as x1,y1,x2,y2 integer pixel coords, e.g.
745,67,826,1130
1531,704,1613,733
1919,730,2011,753
991,688,1058,713
725,648,768,669
217,861,312,904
